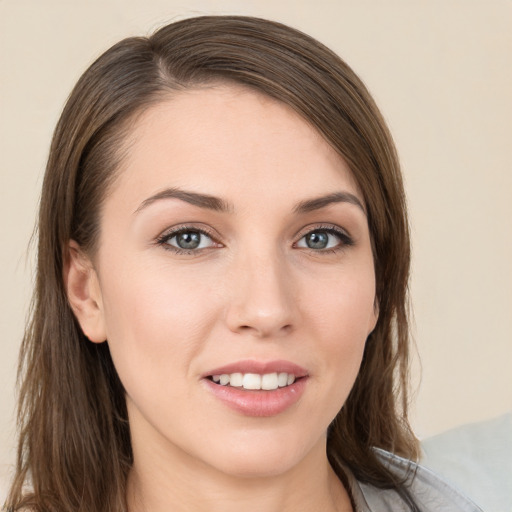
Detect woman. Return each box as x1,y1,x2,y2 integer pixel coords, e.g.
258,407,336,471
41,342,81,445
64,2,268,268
4,16,481,512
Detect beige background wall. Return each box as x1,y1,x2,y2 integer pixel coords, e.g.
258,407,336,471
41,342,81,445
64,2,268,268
1,0,511,472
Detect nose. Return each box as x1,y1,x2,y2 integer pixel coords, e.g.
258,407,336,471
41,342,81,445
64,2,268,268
225,250,297,338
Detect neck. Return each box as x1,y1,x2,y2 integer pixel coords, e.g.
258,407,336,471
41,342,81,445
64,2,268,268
127,435,352,512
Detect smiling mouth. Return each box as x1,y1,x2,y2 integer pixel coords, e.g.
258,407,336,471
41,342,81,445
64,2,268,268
208,372,299,391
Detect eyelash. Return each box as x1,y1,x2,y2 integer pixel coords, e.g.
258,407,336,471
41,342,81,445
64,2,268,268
156,224,354,255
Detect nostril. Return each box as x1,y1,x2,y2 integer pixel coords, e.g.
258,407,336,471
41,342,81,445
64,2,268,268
237,323,293,336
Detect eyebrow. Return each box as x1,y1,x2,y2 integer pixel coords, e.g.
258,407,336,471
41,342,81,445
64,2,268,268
134,187,365,216
293,192,366,215
134,187,232,214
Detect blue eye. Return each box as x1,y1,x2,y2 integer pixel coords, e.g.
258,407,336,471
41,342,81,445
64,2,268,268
161,229,216,251
296,228,352,251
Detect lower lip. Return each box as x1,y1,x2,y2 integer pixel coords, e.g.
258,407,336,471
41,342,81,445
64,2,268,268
203,378,307,417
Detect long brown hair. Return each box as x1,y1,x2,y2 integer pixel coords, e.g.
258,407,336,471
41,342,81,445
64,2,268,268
5,15,418,512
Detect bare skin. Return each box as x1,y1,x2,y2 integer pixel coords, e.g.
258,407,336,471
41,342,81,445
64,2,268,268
127,433,351,512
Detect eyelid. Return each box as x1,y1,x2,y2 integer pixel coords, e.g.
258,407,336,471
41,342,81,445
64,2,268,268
294,223,352,241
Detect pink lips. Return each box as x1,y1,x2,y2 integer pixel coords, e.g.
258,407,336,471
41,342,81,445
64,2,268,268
202,360,309,417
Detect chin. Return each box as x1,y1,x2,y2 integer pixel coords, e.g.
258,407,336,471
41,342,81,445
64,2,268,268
211,452,301,479
199,429,325,479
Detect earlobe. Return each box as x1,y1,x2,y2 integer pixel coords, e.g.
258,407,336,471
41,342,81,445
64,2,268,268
64,240,107,343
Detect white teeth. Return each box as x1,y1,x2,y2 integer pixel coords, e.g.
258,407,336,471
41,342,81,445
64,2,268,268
243,373,261,390
230,372,243,387
261,372,278,390
278,372,288,387
211,372,298,390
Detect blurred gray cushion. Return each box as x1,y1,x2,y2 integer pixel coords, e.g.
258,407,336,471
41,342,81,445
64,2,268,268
421,413,512,512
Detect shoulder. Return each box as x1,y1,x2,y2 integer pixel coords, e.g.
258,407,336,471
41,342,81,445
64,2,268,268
344,449,483,512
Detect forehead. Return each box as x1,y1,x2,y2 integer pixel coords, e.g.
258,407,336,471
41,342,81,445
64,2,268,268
111,84,362,210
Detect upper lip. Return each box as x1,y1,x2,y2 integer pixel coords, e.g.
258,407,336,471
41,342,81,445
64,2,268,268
202,360,309,378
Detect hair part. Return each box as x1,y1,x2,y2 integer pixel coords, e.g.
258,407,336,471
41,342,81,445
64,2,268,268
6,15,418,512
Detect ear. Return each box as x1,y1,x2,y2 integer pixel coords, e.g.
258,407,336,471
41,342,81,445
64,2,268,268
368,297,380,336
63,240,107,343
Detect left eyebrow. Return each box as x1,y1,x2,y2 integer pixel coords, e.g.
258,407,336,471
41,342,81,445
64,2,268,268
134,187,232,214
293,192,366,215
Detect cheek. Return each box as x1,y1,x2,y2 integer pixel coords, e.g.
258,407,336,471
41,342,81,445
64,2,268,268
307,264,376,341
304,267,376,400
98,261,220,390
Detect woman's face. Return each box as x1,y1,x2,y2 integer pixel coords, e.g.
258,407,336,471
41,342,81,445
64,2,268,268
77,85,377,477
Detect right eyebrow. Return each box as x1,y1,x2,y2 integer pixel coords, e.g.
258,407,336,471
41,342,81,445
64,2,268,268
293,191,366,215
134,187,233,214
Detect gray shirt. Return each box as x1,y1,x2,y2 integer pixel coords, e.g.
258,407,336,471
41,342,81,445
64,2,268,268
342,449,483,511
